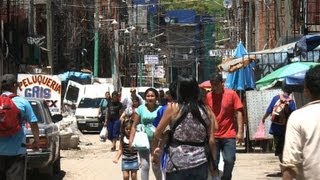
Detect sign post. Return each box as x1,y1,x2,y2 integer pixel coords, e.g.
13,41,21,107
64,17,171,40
144,55,159,87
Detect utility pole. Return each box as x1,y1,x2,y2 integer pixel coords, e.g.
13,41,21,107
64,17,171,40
135,4,142,86
284,0,293,37
94,0,100,77
247,0,253,51
46,0,53,74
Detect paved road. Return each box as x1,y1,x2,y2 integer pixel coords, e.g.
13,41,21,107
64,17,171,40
28,133,282,180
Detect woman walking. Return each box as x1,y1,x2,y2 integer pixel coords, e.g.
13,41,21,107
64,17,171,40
151,75,216,180
129,88,162,180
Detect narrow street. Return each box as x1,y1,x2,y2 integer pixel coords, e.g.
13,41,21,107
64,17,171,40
28,133,282,180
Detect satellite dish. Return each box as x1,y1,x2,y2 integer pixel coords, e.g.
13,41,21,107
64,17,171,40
264,0,271,5
223,0,233,9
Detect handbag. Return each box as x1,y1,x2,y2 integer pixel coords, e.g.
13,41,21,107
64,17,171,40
144,124,156,140
132,124,150,150
99,126,108,142
253,121,266,140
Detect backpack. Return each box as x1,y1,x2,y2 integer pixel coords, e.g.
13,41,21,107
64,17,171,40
164,105,215,171
0,94,21,137
271,94,292,125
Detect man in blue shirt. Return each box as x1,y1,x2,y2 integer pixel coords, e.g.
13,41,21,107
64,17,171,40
0,74,39,180
262,83,296,163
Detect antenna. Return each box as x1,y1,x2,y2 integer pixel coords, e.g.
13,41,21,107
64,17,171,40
223,0,233,9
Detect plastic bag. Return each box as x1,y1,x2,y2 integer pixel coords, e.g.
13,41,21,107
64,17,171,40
132,124,150,150
253,121,266,140
144,124,156,140
99,126,108,142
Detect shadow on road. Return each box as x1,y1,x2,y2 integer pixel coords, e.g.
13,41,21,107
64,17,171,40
266,172,282,178
27,170,66,180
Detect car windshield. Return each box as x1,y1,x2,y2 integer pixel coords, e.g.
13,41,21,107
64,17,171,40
29,101,44,123
78,98,104,108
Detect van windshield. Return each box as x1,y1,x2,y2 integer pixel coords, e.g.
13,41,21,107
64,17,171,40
78,98,104,108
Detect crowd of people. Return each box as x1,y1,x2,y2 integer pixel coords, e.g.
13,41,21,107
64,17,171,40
101,73,244,180
106,65,320,180
1,64,319,180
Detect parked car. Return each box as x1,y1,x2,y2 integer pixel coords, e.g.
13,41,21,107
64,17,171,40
26,98,63,175
75,97,105,132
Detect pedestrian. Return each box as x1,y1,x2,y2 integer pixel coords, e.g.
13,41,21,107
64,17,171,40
152,81,178,180
113,119,139,180
153,81,177,128
281,65,320,180
122,88,144,109
261,82,296,163
129,88,162,180
104,91,124,151
120,96,140,122
151,75,216,180
205,73,244,180
0,74,40,180
99,91,111,126
158,89,167,106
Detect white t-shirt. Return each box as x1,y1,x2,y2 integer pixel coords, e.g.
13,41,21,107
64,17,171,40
281,100,320,180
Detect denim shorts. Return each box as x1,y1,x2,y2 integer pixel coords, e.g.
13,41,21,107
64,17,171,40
122,160,139,171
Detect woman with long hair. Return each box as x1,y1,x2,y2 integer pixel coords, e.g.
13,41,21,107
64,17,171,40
151,75,216,180
129,88,162,180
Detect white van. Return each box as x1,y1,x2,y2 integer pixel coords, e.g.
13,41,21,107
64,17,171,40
63,80,114,132
75,97,105,132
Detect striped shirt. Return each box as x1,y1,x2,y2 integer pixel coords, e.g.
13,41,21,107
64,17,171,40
122,136,138,162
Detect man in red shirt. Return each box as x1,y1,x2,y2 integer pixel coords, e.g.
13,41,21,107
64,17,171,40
206,73,244,180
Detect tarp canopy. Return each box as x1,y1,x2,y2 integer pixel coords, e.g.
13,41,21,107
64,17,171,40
225,41,256,90
295,34,320,57
58,71,93,84
256,62,320,90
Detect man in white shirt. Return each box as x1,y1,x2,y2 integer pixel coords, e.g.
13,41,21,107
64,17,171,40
121,88,144,109
281,65,320,180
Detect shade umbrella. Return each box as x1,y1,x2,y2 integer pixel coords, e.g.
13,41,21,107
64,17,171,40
225,41,256,90
199,80,211,88
285,70,306,85
295,34,320,51
295,34,320,57
256,62,320,90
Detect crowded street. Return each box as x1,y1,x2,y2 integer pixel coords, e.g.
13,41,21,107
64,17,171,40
1,1,320,180
27,132,282,180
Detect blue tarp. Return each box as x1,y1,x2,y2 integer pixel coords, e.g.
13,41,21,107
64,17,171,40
58,71,92,82
225,41,256,90
166,10,196,24
285,70,306,85
133,0,158,14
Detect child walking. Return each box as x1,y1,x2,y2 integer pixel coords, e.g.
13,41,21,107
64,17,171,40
113,119,139,180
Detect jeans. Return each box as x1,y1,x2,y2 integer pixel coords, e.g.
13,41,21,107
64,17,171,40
139,149,162,180
106,119,121,140
214,138,236,180
166,162,208,180
0,154,26,180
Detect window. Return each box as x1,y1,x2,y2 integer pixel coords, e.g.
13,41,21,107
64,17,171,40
78,98,104,108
